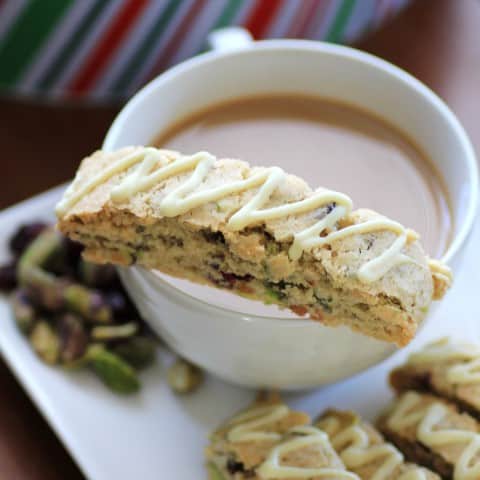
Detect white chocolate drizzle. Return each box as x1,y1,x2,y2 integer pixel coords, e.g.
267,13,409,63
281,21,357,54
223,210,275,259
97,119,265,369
56,148,423,283
408,338,480,385
428,258,453,283
449,359,480,385
257,426,359,479
318,414,427,480
226,404,290,443
387,391,480,480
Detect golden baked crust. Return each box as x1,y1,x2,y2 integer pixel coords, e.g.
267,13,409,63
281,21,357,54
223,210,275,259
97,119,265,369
317,409,439,479
205,395,357,479
57,147,451,346
377,391,480,479
205,395,310,478
390,338,480,419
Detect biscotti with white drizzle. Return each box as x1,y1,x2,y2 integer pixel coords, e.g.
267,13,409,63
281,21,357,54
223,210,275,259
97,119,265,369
205,395,358,479
316,409,439,479
254,426,359,480
390,338,480,420
56,147,452,346
377,391,480,480
205,395,309,478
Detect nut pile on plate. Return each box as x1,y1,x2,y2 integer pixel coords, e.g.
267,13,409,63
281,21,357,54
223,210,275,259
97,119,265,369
0,222,203,395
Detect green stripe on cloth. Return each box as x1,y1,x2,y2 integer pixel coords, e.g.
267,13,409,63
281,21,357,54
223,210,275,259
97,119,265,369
213,0,244,29
0,0,73,86
111,0,184,94
37,0,112,90
325,0,356,43
197,0,244,55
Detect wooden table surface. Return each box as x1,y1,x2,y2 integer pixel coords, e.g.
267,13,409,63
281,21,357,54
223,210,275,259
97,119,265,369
1,1,479,478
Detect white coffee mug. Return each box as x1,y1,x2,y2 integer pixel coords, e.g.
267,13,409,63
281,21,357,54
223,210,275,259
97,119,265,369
104,33,478,389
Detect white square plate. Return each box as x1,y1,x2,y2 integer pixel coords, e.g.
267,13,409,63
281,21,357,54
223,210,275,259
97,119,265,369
1,187,478,480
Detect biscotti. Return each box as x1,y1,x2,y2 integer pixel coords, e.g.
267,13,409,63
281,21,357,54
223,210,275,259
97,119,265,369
206,396,310,478
254,426,359,479
390,338,480,420
56,147,452,346
317,409,439,479
377,391,480,479
205,396,358,479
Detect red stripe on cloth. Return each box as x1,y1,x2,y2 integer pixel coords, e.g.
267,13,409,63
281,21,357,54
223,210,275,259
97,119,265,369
68,0,148,95
286,0,315,38
303,0,333,38
297,0,324,38
143,0,206,82
244,0,284,39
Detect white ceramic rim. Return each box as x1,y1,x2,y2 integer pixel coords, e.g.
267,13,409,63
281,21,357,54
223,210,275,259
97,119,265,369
104,40,479,321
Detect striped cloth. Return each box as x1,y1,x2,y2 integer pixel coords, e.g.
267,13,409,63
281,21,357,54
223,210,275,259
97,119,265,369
0,0,411,102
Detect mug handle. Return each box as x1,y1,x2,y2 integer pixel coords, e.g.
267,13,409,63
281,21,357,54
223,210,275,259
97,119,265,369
207,27,254,52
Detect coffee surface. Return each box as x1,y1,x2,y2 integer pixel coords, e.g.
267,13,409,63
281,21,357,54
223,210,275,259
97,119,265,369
154,95,451,258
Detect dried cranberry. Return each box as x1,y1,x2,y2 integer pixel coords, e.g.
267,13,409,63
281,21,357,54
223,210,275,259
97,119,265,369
220,272,253,289
202,230,225,244
221,272,237,288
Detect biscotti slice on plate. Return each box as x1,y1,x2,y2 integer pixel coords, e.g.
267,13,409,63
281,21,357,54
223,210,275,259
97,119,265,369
56,147,452,346
254,426,359,480
206,395,310,477
390,337,480,420
205,395,309,478
377,391,480,479
206,396,358,480
316,409,439,479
